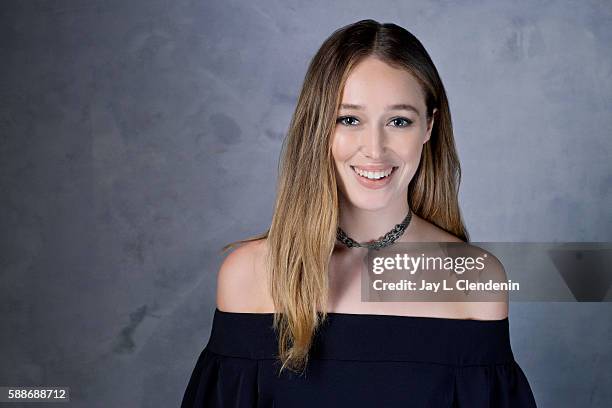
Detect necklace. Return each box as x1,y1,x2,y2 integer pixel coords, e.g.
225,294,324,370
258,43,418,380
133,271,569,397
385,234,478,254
336,209,413,250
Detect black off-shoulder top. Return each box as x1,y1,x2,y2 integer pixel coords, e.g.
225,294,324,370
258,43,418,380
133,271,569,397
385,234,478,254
181,308,537,407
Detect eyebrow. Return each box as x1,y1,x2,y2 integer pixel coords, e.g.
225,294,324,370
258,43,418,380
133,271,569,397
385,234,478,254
339,103,421,115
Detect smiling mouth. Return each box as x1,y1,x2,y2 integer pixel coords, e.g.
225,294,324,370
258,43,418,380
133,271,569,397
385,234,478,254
350,166,398,180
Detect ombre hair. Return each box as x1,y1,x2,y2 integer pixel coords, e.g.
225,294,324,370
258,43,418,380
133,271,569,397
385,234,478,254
222,19,469,374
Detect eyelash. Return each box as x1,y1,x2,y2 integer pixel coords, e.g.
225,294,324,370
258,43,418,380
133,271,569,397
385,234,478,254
336,116,413,128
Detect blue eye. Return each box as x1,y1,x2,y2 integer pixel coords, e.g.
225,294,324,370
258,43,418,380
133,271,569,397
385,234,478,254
389,117,413,128
336,116,359,126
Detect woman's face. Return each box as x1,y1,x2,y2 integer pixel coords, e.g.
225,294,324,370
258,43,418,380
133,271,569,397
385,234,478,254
331,56,436,211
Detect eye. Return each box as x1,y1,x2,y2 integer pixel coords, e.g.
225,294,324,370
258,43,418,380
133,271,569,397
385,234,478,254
336,116,360,126
389,117,413,128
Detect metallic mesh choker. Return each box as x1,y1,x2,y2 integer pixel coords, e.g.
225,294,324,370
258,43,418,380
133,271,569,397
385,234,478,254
336,209,412,250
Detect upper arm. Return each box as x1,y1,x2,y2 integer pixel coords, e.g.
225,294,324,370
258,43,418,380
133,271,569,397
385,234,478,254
462,249,509,320
216,243,256,312
216,240,267,312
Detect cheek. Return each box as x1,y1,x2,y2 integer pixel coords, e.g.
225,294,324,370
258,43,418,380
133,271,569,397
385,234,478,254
331,131,355,163
391,133,425,163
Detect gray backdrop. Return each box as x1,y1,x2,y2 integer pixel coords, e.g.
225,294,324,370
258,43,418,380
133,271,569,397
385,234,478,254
1,0,611,407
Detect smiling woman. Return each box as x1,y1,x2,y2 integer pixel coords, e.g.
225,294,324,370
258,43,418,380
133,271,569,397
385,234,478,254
181,19,537,407
332,56,437,201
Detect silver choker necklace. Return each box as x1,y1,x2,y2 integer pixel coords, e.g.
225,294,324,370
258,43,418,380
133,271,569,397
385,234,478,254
336,209,412,250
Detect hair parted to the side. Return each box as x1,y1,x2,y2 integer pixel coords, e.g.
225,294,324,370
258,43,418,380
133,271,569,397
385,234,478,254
221,19,469,375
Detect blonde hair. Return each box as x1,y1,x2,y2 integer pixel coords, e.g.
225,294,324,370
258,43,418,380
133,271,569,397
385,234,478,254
221,19,469,375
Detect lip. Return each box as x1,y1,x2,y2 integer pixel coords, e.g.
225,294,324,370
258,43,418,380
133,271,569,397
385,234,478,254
350,165,398,190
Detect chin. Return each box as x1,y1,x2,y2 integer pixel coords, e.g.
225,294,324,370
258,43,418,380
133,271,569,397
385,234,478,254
343,192,393,211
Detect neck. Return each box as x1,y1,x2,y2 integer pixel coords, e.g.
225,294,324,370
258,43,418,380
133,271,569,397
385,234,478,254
338,195,411,243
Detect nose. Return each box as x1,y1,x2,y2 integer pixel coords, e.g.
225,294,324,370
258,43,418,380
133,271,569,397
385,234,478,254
361,125,385,159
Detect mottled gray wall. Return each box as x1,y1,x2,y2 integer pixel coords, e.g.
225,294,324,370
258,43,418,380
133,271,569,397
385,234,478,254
0,0,610,407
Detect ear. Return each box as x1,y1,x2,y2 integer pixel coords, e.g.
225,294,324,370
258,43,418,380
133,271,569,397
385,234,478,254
424,108,437,144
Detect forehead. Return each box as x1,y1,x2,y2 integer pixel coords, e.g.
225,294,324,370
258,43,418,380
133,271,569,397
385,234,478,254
340,56,425,111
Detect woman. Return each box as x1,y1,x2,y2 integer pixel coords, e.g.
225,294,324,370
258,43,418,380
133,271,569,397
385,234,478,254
181,19,537,407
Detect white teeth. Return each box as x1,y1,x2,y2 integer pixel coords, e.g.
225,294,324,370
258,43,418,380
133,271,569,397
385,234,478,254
352,167,394,180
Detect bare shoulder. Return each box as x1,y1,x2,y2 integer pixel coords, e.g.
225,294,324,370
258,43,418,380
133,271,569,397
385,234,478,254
216,238,272,313
412,216,508,320
461,248,509,320
463,301,509,320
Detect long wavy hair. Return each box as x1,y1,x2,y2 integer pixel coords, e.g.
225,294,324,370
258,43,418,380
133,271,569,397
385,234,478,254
222,19,469,375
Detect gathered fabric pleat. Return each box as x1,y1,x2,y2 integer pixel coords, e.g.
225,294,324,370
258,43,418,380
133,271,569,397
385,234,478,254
453,361,537,407
182,348,260,408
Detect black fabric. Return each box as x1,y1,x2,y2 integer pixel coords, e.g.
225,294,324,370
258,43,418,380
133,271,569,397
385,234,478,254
181,308,537,407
